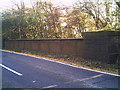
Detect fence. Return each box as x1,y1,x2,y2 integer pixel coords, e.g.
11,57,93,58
3,31,119,64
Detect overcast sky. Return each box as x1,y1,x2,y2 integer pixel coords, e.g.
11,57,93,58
0,0,78,12
0,0,115,12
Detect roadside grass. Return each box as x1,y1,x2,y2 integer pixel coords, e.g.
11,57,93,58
2,49,119,75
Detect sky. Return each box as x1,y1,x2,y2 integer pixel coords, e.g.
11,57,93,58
0,0,78,12
0,0,115,12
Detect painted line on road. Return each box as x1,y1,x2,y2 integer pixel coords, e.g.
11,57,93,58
1,49,120,77
0,64,22,76
42,85,57,88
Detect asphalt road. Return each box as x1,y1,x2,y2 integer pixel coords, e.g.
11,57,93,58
1,50,120,88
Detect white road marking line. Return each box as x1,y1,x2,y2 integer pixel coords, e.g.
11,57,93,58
42,85,57,88
65,74,103,84
0,64,22,76
1,49,120,77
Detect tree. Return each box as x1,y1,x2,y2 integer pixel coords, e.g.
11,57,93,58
2,0,120,40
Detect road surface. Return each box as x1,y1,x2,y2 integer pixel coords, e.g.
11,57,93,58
0,50,120,88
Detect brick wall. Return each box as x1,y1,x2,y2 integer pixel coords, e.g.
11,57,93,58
3,31,119,64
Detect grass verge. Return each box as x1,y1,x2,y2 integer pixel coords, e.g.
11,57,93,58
2,49,120,75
